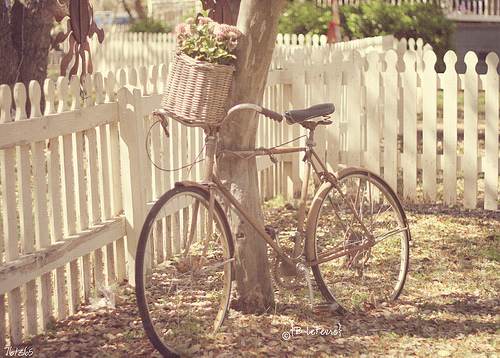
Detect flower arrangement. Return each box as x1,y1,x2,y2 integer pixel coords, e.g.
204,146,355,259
160,13,240,124
175,14,242,66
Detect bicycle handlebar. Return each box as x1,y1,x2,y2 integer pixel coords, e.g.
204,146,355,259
153,104,285,131
222,103,285,126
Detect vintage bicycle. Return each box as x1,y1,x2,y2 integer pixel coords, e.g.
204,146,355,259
135,103,410,356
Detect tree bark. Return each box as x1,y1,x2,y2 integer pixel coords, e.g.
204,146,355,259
0,1,19,85
122,0,134,20
0,0,64,88
217,0,286,313
203,0,241,25
134,0,147,20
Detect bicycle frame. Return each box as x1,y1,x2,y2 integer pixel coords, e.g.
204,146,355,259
194,123,371,270
160,104,377,270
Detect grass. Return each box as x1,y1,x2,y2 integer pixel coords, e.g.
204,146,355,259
264,194,287,209
24,205,499,357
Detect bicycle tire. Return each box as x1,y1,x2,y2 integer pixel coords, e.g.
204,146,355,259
135,185,234,357
306,167,410,312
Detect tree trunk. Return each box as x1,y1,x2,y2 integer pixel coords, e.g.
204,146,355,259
134,0,147,20
203,0,240,25
122,0,134,20
0,1,18,85
0,0,63,88
217,0,286,313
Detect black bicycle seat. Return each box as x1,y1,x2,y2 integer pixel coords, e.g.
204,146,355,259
284,103,335,124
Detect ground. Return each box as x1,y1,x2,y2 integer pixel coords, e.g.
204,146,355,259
26,204,499,357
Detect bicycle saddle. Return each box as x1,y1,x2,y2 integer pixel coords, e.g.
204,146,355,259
284,103,335,124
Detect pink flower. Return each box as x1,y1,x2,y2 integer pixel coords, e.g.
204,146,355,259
214,24,242,40
198,17,213,25
227,30,240,40
175,23,191,37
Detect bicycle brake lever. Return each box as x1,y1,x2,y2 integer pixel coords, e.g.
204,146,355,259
159,119,170,138
153,110,170,138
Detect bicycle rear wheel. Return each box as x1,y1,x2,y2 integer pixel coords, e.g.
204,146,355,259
306,168,410,312
135,185,234,357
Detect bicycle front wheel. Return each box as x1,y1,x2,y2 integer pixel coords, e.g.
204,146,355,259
135,185,234,357
306,168,410,312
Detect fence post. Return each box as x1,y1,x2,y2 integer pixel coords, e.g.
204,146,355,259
365,52,381,175
402,51,417,202
463,52,479,209
287,49,305,197
422,51,438,202
383,50,399,192
310,44,327,164
484,53,499,210
325,49,343,172
442,51,458,206
117,86,148,286
0,85,23,344
346,50,362,167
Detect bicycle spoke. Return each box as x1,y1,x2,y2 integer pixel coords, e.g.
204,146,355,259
374,227,409,242
369,204,394,232
312,171,409,312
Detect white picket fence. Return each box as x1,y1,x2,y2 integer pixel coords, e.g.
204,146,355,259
337,0,500,19
50,32,425,76
0,61,298,346
265,44,499,210
1,43,498,345
79,33,400,75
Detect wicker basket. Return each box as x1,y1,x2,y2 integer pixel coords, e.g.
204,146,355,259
161,53,234,125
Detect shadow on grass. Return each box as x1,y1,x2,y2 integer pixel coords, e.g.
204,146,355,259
331,293,498,341
413,293,499,317
406,204,500,220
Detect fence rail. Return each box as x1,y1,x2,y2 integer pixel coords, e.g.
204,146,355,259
1,43,498,346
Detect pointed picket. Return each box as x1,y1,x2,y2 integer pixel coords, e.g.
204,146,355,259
483,53,499,210
14,82,38,336
365,51,381,175
442,51,458,205
422,51,438,202
347,51,362,166
383,51,399,192
0,85,23,344
402,51,417,202
29,80,54,331
463,52,479,209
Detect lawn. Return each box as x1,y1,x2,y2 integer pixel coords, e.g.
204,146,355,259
26,205,499,357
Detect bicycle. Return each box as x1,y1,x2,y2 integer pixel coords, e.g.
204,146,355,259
135,102,411,357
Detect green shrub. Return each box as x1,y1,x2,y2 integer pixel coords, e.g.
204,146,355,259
129,18,172,33
340,1,411,39
400,2,455,58
278,0,454,58
341,0,454,59
278,1,332,36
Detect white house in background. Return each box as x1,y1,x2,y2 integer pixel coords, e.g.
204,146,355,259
148,0,202,23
